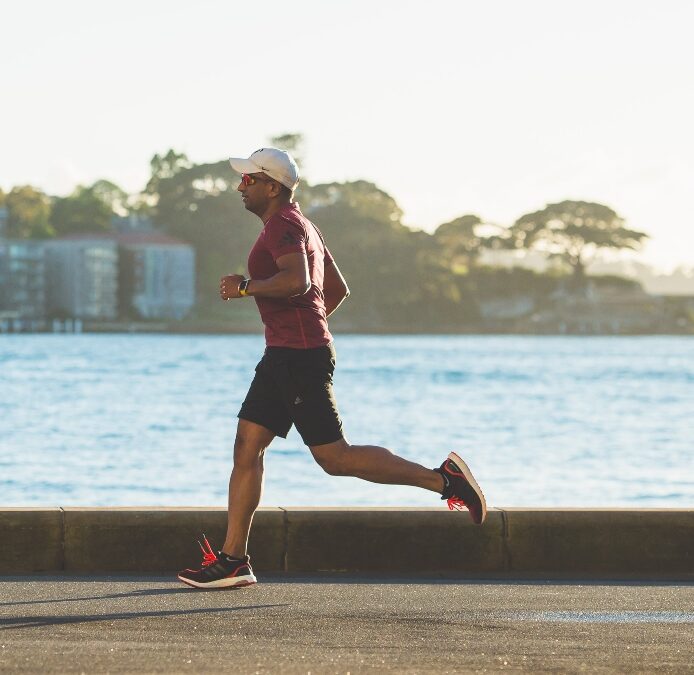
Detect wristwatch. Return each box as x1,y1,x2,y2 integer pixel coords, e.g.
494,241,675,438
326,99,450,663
238,278,251,297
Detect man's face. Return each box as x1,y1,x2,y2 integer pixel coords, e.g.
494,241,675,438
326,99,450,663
237,172,276,216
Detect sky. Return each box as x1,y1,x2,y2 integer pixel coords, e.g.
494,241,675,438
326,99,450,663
2,0,693,271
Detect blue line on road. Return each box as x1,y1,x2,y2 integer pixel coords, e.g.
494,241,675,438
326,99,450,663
482,611,694,624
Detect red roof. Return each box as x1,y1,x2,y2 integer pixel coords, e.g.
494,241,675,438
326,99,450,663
56,233,115,241
56,232,190,247
116,232,190,247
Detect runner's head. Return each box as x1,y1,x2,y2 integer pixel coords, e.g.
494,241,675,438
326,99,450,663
229,148,299,216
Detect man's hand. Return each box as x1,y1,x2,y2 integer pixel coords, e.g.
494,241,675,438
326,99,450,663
220,274,245,300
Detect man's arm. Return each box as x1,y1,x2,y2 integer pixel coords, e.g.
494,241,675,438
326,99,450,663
220,253,310,300
323,260,350,316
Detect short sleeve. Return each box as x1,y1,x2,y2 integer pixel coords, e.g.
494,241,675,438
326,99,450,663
264,215,307,261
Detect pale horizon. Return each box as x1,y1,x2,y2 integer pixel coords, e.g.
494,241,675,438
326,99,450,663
2,0,693,272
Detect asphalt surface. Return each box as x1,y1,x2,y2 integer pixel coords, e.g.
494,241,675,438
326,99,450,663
0,576,692,673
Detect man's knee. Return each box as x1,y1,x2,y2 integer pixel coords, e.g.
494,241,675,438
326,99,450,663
233,420,274,467
233,432,266,467
311,442,351,476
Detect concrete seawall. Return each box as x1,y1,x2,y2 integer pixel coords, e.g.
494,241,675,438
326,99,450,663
2,507,692,579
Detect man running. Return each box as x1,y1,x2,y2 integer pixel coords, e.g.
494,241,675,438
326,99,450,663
177,148,486,589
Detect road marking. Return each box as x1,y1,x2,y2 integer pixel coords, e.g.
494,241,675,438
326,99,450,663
475,611,694,624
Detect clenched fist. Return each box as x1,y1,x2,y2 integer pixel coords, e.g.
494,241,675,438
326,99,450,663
220,274,245,300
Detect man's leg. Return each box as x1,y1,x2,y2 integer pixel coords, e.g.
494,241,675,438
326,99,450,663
222,418,276,558
288,342,485,523
308,438,486,524
309,438,444,493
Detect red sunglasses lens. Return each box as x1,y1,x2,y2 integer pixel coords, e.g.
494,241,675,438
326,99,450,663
241,174,253,186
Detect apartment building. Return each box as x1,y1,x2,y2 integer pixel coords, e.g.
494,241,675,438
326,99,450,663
117,232,195,320
44,236,119,319
0,239,46,319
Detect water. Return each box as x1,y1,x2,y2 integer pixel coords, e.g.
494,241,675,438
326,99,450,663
0,334,692,508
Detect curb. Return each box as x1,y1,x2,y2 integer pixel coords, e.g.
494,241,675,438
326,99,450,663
1,507,692,579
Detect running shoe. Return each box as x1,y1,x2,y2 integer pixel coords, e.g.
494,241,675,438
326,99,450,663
435,452,487,525
177,535,257,589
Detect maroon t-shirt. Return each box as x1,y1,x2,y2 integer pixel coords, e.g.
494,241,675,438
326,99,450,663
248,202,334,349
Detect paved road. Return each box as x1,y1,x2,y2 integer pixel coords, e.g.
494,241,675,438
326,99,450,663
0,575,692,673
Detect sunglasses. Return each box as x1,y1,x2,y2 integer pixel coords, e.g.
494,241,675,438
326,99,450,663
240,173,274,187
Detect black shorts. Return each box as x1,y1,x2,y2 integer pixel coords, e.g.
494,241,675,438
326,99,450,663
238,342,344,446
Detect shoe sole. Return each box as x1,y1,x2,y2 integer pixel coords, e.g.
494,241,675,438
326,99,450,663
448,451,487,525
177,573,257,589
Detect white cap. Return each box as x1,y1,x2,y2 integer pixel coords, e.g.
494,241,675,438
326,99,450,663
228,147,299,190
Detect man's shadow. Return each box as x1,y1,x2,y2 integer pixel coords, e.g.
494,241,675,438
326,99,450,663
0,585,199,609
1,603,289,630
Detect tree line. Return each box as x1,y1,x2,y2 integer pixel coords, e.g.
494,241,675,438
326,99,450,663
0,136,648,329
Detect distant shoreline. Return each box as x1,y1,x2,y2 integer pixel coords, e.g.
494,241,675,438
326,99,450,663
2,321,693,337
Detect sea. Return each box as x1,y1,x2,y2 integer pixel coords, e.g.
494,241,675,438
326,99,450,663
1,334,692,508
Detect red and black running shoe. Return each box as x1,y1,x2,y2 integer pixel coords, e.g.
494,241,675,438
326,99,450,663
177,535,257,589
435,452,487,525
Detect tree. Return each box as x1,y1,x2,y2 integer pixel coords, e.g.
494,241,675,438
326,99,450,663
51,185,113,235
300,180,468,328
434,214,486,271
148,158,260,311
90,179,128,216
302,180,404,227
145,149,192,197
510,200,648,282
5,185,54,239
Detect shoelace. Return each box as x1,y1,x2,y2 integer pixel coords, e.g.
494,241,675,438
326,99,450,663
198,534,218,567
446,497,467,511
439,461,470,512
